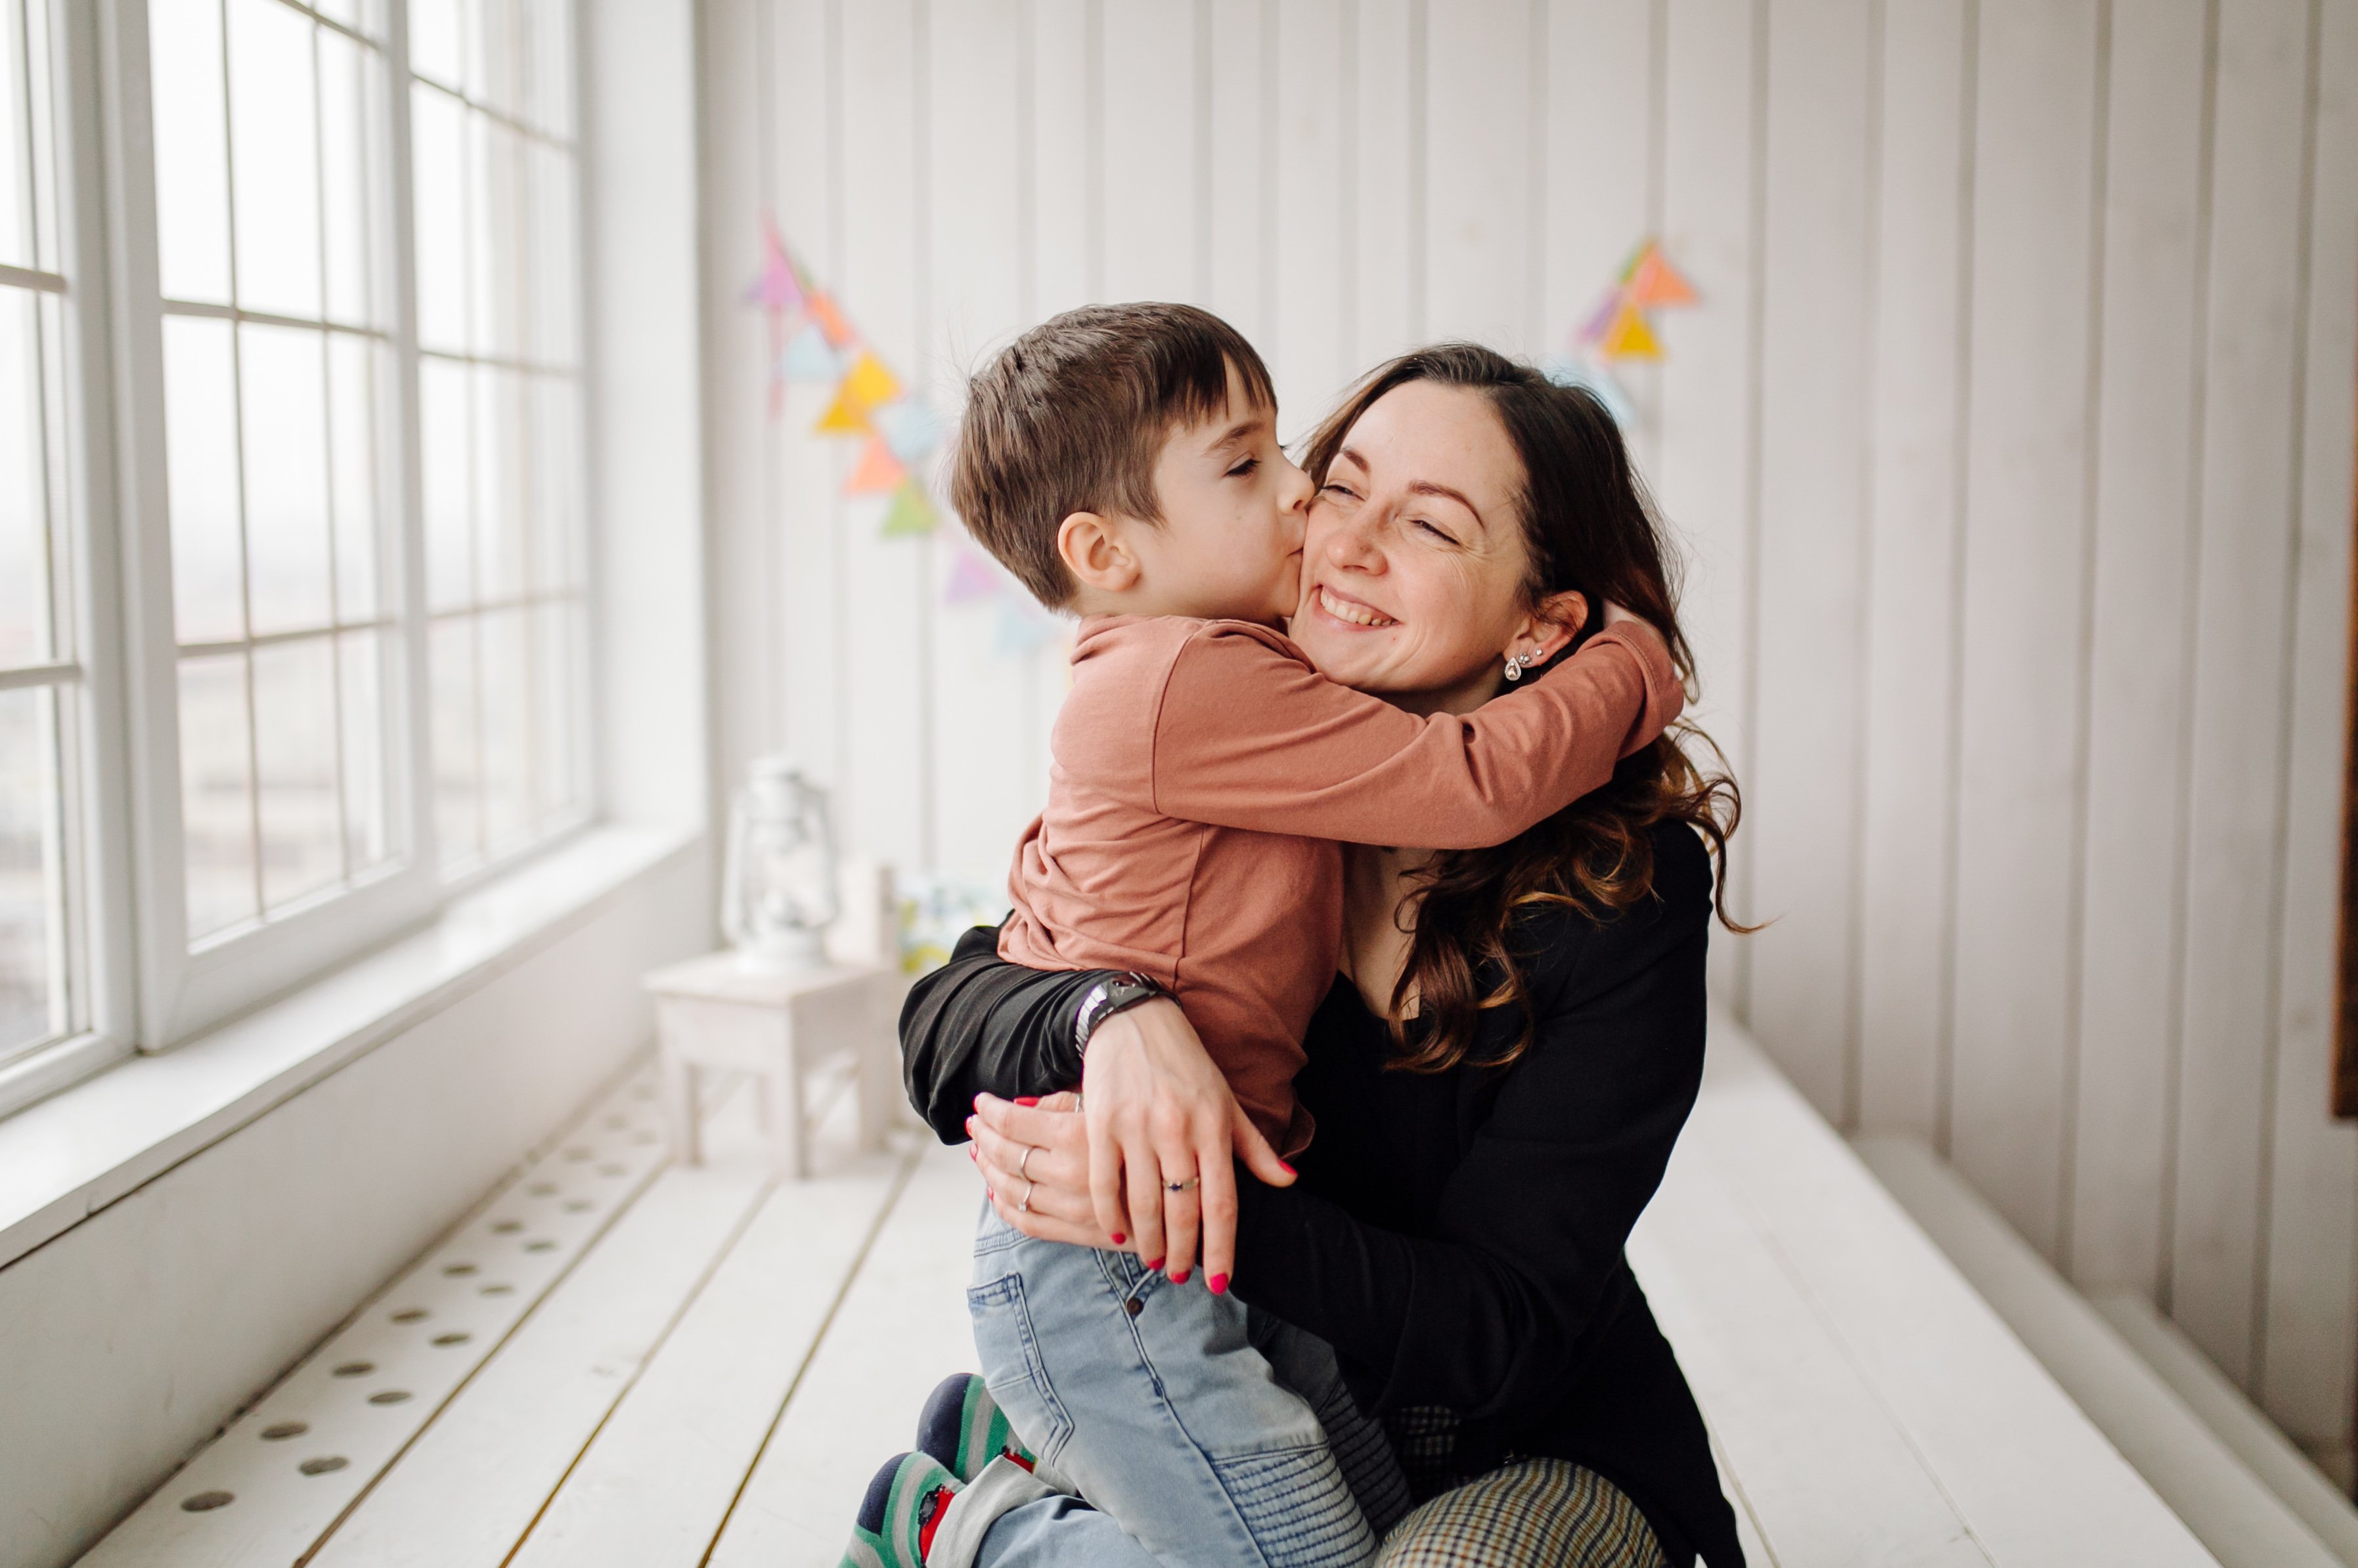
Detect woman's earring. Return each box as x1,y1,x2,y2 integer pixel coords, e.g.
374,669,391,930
1503,645,1543,682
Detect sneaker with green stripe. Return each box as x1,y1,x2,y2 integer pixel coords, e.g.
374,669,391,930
839,1450,960,1568
916,1372,1036,1483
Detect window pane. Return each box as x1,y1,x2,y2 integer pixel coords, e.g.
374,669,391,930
409,0,463,90
410,84,466,353
0,687,62,1059
252,636,341,911
164,315,245,645
180,653,256,938
318,27,382,329
0,290,49,667
0,0,29,271
531,599,580,817
479,607,529,847
527,372,578,594
420,355,472,610
150,0,233,304
238,323,333,636
466,112,506,359
227,0,322,320
340,628,389,872
328,334,381,621
474,364,523,602
430,616,479,864
525,139,577,366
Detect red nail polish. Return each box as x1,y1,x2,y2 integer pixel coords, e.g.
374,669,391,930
1015,1096,1040,1107
1110,1232,1126,1245
1146,1257,1164,1271
1208,1273,1229,1295
1168,1268,1191,1285
1278,1161,1296,1177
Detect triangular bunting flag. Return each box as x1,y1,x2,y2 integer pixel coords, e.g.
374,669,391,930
1597,301,1663,360
881,479,939,536
945,546,1001,605
843,351,902,410
845,437,906,496
1624,243,1699,309
807,290,857,348
782,322,840,383
742,217,806,313
1577,285,1625,346
814,384,872,435
876,399,943,463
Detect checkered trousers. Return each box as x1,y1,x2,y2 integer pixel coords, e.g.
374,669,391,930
1373,1454,1671,1568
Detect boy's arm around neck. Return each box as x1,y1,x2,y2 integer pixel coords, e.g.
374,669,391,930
1140,620,1683,850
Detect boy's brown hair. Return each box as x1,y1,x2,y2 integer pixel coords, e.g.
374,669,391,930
950,303,1277,607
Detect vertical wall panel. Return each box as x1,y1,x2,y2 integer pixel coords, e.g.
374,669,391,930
1350,0,1421,384
927,0,1038,882
2260,0,2358,1460
1743,0,1875,1122
1655,0,1761,1011
1539,0,1654,403
1854,0,1969,1143
1206,0,1272,351
835,0,928,870
1098,0,1200,304
2169,0,2319,1387
1946,0,2102,1258
1270,0,1348,437
1422,0,1539,350
1029,0,1096,316
2065,0,2211,1296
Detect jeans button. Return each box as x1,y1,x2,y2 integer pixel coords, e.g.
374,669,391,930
1125,1297,1144,1318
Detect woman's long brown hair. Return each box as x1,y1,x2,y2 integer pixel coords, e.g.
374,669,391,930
1298,343,1748,1076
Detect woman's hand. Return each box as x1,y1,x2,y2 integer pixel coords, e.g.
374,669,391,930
1077,997,1296,1291
968,1091,1121,1248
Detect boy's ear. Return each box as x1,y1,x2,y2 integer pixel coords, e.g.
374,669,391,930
1056,511,1144,594
1514,589,1589,671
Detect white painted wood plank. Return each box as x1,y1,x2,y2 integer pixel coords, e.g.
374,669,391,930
1270,0,1347,439
1028,0,1096,316
1741,0,1875,1126
2169,0,2319,1389
1680,1021,2220,1568
1628,1122,1990,1567
76,1066,673,1567
1538,0,1653,453
834,0,929,873
505,1144,916,1568
1205,0,1272,351
2062,0,2210,1296
707,1141,985,1568
1945,0,2103,1259
1859,1136,2338,1568
1854,0,1970,1143
1350,0,1419,376
770,0,849,795
1098,0,1199,306
925,0,1042,884
1653,0,1759,1011
1421,0,1539,354
307,1145,774,1565
2259,0,2358,1464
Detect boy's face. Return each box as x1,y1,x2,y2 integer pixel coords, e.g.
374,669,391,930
1118,361,1310,625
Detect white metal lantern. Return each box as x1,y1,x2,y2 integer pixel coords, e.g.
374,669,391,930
721,758,839,971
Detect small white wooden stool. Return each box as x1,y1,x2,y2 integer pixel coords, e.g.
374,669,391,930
644,861,908,1179
643,954,904,1178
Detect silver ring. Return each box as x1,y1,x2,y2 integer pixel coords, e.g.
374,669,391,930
1165,1176,1199,1193
1017,1177,1034,1214
1018,1144,1037,1181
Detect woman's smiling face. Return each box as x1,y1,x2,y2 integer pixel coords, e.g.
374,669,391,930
1290,380,1578,714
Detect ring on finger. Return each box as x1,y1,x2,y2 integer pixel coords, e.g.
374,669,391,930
1017,1175,1034,1215
1018,1143,1036,1182
1165,1175,1199,1193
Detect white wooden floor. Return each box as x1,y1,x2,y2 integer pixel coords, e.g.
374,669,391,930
79,1016,2224,1568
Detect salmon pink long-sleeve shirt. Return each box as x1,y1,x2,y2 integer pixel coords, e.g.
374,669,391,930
997,614,1685,1153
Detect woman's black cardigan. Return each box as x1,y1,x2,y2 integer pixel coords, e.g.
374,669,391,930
901,822,1743,1568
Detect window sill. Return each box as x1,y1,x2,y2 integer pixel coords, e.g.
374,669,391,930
0,822,703,1273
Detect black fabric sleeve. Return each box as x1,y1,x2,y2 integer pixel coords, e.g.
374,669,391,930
897,925,1113,1144
1229,834,1713,1421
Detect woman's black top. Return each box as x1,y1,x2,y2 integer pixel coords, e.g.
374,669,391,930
900,822,1742,1568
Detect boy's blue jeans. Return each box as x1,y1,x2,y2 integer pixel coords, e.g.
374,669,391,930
960,1200,1411,1567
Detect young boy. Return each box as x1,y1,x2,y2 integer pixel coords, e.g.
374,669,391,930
844,305,1681,1568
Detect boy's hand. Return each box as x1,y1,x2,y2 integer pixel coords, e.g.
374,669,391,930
1080,999,1295,1292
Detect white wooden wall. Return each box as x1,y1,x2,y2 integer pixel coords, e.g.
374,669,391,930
697,0,2358,1469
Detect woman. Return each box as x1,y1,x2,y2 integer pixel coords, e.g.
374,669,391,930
904,345,1746,1567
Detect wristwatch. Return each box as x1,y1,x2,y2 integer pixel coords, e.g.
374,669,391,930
1073,972,1167,1056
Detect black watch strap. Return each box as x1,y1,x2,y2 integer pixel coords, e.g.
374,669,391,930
1074,972,1165,1056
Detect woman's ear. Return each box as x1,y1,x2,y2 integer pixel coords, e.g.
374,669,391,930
1511,589,1589,671
1056,511,1142,596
